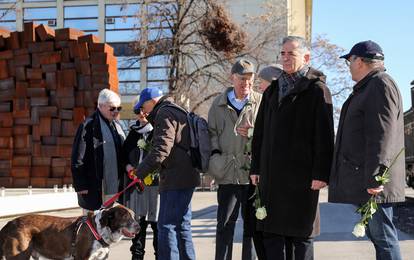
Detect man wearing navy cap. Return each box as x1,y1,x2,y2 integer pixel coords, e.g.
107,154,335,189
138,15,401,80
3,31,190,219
130,87,200,260
329,41,405,260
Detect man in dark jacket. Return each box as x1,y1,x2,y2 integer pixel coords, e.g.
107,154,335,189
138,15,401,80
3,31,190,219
71,89,126,211
131,87,200,260
250,36,334,259
329,40,405,260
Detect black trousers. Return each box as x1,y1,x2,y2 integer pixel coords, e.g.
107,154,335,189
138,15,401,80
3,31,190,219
215,184,256,260
130,216,158,259
263,232,314,260
244,184,266,260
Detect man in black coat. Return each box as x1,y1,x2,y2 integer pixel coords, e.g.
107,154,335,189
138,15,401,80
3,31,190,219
329,41,405,260
71,89,126,211
250,36,334,259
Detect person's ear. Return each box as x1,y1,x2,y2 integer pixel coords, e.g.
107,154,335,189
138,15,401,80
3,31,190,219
304,52,311,64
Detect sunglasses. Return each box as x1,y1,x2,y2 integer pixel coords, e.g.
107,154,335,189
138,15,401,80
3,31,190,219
109,106,122,112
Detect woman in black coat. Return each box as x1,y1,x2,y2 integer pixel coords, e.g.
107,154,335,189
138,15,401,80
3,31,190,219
122,110,159,260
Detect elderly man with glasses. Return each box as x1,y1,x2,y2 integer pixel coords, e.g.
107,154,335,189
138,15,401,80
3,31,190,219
71,89,126,211
329,40,405,260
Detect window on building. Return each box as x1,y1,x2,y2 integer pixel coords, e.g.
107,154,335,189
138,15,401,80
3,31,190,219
105,3,173,96
0,8,16,31
117,56,141,95
24,0,55,2
147,55,170,92
106,4,142,96
106,4,140,17
64,5,98,34
106,30,139,43
105,4,140,43
24,7,57,28
147,2,175,42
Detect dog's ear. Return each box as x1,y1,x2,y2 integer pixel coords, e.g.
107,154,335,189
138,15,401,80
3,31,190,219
99,209,114,227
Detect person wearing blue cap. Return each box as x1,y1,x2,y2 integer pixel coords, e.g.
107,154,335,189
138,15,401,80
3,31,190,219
132,87,164,115
128,87,200,260
329,40,405,260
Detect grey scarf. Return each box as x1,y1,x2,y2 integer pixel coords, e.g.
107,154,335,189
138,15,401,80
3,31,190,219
99,115,125,195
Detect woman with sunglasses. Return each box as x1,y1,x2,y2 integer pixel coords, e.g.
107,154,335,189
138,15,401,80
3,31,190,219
122,104,159,260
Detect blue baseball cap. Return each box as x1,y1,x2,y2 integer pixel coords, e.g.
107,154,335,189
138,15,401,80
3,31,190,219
340,40,384,60
133,87,163,114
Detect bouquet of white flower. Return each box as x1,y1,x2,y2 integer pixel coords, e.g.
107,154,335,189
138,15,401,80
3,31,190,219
252,185,267,220
352,148,404,237
137,138,151,151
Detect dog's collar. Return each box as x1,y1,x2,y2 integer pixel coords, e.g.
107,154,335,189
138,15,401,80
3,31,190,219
85,218,110,248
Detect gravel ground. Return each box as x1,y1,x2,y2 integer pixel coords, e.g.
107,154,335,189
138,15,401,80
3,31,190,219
393,196,414,235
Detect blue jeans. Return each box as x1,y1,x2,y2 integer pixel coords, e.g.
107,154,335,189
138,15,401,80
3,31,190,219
158,188,196,260
366,203,402,260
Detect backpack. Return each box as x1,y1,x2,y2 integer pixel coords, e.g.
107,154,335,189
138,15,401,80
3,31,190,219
162,104,211,173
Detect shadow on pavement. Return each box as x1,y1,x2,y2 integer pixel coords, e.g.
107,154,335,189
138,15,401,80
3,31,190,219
193,205,217,219
317,202,414,241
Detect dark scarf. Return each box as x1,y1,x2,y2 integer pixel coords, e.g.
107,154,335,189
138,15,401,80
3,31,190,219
278,65,309,101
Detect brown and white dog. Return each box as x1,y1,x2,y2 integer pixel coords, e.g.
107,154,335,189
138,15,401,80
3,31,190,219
0,205,139,260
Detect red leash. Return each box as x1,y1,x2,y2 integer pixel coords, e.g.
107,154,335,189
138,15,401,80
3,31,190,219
101,170,145,208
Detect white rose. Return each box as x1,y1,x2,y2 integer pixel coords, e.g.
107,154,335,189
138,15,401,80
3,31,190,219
352,223,366,237
137,139,147,149
247,128,254,139
255,206,267,220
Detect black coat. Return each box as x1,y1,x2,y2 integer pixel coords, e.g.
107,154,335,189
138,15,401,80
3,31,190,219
250,68,334,237
328,69,405,204
71,111,125,210
120,122,158,203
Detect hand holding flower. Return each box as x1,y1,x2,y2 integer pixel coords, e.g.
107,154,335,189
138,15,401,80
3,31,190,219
352,148,404,238
236,123,253,137
367,186,384,195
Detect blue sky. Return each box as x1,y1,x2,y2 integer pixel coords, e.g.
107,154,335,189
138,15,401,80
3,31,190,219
312,0,413,111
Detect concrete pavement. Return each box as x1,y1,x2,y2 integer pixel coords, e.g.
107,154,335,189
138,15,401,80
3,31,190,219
1,189,414,259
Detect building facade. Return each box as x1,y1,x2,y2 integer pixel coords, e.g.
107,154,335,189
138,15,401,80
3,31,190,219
404,81,414,166
0,0,312,120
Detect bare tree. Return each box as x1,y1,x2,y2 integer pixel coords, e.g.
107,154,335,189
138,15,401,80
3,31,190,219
126,0,287,114
0,2,17,21
311,34,353,120
126,1,350,118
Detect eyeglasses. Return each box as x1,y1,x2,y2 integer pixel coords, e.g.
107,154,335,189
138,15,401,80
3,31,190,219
345,56,357,67
109,106,122,112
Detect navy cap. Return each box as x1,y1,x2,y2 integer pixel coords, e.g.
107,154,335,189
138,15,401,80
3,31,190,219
133,87,163,114
340,40,384,60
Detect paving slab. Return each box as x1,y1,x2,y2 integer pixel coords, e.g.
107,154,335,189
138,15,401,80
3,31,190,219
1,189,413,260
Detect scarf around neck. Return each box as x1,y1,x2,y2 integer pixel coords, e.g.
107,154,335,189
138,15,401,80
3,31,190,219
99,115,125,195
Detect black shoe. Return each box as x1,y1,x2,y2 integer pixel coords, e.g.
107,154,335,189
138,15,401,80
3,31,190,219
132,254,144,260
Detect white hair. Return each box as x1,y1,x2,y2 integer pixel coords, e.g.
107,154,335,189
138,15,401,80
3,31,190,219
360,57,385,70
97,89,121,107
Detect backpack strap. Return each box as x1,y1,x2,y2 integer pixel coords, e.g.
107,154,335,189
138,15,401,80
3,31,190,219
158,103,191,152
159,103,188,116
